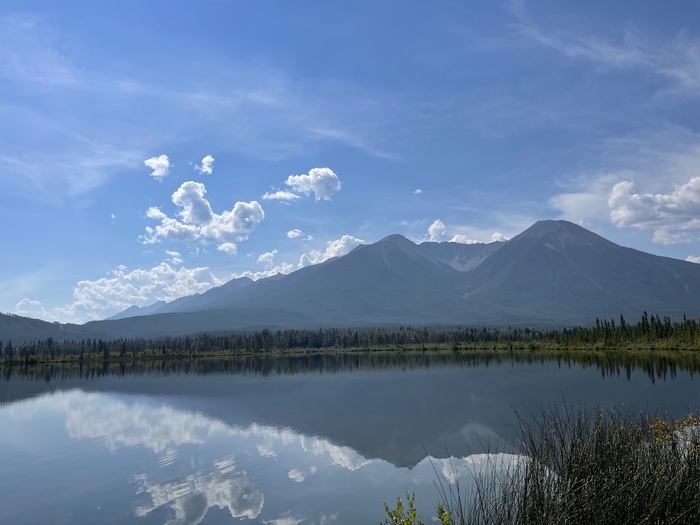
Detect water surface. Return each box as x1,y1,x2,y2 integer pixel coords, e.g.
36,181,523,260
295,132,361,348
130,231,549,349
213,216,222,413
1,352,699,524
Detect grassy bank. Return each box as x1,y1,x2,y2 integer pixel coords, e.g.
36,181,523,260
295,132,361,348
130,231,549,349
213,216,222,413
385,406,700,525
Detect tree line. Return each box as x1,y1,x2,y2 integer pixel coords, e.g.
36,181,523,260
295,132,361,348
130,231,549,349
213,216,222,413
1,311,699,365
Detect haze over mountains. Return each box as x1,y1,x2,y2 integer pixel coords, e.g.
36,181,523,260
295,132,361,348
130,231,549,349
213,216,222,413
3,220,700,342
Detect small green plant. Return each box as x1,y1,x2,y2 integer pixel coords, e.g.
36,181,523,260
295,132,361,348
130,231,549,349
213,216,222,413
382,492,451,525
651,413,700,451
382,492,423,525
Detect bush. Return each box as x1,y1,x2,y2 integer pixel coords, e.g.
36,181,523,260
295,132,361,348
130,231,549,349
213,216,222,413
387,406,700,524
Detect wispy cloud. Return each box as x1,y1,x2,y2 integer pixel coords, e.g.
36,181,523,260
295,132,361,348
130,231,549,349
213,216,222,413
0,15,403,202
510,2,700,95
1,146,144,201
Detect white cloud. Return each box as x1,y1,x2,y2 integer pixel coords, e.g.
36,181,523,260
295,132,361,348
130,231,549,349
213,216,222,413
145,206,167,220
165,250,183,265
205,201,265,242
142,181,265,252
15,298,54,320
144,154,171,181
232,263,296,281
491,231,508,242
284,167,341,201
143,217,200,244
287,229,303,239
194,154,215,175
54,261,224,322
449,234,478,244
687,256,700,264
172,181,214,225
217,242,238,255
428,219,447,242
262,190,301,202
414,188,423,194
257,249,278,267
298,235,364,268
608,177,700,244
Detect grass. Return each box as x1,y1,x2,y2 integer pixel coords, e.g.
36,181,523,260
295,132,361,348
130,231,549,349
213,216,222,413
387,405,700,525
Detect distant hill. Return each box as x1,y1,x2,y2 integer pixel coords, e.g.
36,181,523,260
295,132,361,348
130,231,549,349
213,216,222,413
0,313,97,343
107,300,167,320
3,220,700,341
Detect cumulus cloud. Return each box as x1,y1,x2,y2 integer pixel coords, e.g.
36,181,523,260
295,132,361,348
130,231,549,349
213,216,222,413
298,235,364,268
194,154,215,175
15,298,54,320
687,256,700,264
54,261,224,322
492,231,508,242
172,181,214,224
284,167,341,201
232,263,296,281
257,249,278,267
428,219,447,242
414,188,423,194
449,234,478,244
287,229,303,239
144,154,171,181
217,242,238,255
262,190,301,202
142,181,265,252
608,177,700,244
165,250,183,265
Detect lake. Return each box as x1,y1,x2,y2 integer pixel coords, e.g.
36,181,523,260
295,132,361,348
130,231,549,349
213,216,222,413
1,352,699,524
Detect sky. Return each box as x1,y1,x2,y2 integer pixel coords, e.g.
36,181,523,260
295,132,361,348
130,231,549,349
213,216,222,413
2,0,700,324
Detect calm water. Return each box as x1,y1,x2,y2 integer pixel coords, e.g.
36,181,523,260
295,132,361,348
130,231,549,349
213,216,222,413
1,353,699,524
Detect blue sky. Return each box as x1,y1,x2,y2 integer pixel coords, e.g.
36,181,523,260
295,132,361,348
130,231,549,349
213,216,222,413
2,0,700,323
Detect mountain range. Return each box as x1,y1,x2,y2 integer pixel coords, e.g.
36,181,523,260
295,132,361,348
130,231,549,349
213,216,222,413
3,220,700,342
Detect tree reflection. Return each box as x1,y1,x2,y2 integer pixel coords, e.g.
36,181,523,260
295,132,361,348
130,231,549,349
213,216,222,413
4,349,700,384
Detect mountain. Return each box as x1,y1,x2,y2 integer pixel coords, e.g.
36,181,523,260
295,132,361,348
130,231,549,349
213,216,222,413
3,220,700,341
0,313,98,342
418,239,503,271
459,220,700,323
150,277,253,314
108,300,167,320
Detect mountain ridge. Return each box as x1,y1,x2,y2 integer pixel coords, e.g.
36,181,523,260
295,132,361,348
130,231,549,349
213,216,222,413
3,220,700,342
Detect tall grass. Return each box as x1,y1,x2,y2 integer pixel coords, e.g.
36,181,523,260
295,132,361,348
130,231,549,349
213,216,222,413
394,406,700,525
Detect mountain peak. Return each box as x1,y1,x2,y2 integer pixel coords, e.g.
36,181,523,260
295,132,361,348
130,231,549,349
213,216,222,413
524,219,582,235
377,233,415,246
514,220,610,247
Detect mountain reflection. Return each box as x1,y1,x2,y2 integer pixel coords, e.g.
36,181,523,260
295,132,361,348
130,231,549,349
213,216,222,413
9,390,462,524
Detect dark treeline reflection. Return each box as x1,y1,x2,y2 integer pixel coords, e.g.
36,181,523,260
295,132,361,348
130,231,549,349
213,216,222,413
4,348,700,384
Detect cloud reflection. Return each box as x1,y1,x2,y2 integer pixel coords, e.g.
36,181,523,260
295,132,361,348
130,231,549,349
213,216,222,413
134,455,263,523
3,390,523,524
